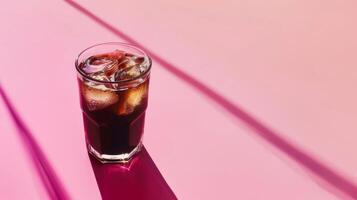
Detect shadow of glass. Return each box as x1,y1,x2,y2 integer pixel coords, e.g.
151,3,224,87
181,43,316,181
89,147,177,200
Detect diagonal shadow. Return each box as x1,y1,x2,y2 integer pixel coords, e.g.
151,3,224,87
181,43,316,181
63,0,357,198
89,147,177,200
0,84,70,200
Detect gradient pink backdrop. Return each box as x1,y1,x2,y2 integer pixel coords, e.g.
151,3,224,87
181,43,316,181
1,0,357,199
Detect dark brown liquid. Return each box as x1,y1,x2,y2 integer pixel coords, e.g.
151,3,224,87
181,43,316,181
79,79,149,155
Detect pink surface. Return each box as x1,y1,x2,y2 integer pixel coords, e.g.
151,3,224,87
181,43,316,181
0,92,46,199
0,86,69,199
1,0,357,199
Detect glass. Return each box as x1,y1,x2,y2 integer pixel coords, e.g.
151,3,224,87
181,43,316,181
75,42,152,163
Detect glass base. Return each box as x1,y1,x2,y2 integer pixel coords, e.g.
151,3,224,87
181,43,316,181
87,143,142,164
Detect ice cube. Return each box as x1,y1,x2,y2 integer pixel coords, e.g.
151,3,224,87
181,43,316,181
114,56,146,81
103,60,119,77
83,73,115,90
83,64,121,89
89,74,110,82
104,49,125,60
126,56,145,67
82,56,113,74
126,83,146,107
117,83,147,115
81,50,126,76
82,84,119,111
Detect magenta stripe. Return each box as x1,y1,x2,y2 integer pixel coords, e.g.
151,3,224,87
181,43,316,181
63,0,357,198
0,85,70,200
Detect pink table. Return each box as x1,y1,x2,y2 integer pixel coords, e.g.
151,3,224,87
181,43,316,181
1,0,357,199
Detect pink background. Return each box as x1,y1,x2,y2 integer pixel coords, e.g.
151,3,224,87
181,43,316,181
1,0,357,199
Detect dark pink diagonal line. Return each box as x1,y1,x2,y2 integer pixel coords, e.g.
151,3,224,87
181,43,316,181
0,84,70,200
64,0,357,199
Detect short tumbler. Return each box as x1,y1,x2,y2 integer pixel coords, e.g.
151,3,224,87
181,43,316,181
75,42,151,163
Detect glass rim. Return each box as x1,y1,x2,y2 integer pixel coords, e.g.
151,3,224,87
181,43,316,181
75,42,152,84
